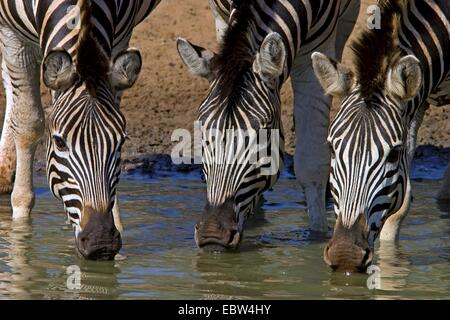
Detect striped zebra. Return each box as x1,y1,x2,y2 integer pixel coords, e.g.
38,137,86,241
208,0,231,43
177,0,360,250
0,0,160,260
312,0,450,272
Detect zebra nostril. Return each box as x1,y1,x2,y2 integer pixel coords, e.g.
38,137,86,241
80,236,88,247
76,236,90,255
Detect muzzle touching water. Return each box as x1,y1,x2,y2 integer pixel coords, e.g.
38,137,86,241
76,207,122,260
324,215,373,272
195,200,241,252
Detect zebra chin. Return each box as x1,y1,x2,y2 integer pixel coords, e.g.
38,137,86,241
194,200,242,252
323,214,373,273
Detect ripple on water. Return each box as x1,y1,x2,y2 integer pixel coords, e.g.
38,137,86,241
0,174,448,299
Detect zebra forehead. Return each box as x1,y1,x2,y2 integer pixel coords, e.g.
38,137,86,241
201,83,273,124
50,98,125,134
336,92,403,120
330,106,404,145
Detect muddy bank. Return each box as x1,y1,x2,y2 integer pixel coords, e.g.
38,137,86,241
1,0,449,162
116,146,450,182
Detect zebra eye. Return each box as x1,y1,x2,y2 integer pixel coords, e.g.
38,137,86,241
386,146,402,164
53,135,68,152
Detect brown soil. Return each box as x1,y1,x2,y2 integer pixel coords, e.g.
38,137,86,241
0,0,449,169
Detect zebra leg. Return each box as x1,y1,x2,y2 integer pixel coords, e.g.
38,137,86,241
0,27,44,219
291,54,332,233
0,57,16,194
291,1,358,233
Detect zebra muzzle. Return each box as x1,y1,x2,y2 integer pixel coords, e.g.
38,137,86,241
195,201,242,251
196,228,241,251
323,214,373,273
76,207,122,260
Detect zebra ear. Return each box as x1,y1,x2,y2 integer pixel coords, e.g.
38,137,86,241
111,48,142,91
176,38,215,80
253,32,286,84
386,55,422,101
311,52,354,97
43,49,77,91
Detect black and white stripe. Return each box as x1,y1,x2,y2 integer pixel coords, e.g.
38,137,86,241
325,0,449,243
198,0,357,230
0,0,160,233
209,0,232,22
46,81,126,228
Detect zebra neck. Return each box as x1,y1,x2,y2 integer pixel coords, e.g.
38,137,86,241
243,0,345,83
37,1,118,58
2,0,159,58
398,0,450,122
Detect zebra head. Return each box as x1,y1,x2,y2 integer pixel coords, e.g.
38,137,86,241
312,51,423,272
177,30,286,251
42,31,142,259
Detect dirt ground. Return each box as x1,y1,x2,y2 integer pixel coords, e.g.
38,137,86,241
0,0,449,168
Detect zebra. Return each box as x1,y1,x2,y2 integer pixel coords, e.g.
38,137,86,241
176,0,360,250
312,0,450,272
208,0,231,43
0,0,160,260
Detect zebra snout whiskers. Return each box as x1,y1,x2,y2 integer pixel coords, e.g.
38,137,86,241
324,215,372,273
195,200,241,250
75,205,121,260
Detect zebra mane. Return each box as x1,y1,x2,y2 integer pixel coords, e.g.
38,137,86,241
76,0,110,96
213,0,276,105
351,0,407,97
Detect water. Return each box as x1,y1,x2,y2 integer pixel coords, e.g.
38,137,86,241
0,171,449,299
